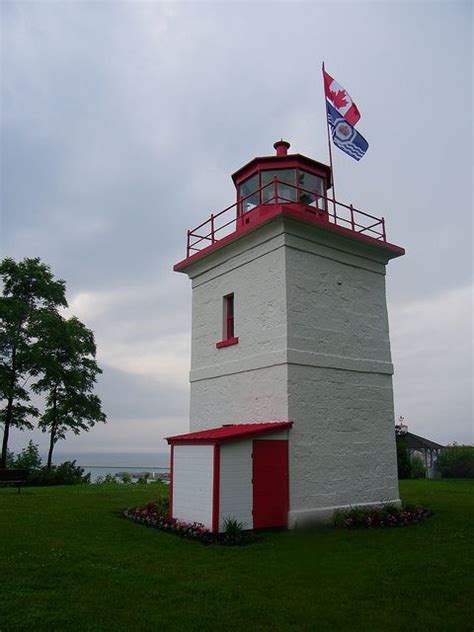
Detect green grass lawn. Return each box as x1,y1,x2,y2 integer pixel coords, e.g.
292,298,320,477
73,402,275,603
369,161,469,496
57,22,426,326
0,480,472,631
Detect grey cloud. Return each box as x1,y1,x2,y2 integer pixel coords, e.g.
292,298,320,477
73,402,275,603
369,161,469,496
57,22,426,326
97,364,188,420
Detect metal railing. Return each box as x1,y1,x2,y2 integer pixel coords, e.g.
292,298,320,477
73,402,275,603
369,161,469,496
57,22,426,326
186,177,386,258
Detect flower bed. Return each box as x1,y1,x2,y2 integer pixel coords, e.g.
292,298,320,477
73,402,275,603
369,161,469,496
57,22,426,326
122,500,257,545
123,502,213,543
333,503,431,529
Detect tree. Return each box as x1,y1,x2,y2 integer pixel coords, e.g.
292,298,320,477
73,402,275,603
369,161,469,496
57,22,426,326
0,258,66,467
395,433,412,479
12,440,42,471
437,445,474,479
410,455,426,479
31,311,106,467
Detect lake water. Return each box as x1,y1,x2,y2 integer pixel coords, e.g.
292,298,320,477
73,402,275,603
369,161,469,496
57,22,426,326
51,451,171,482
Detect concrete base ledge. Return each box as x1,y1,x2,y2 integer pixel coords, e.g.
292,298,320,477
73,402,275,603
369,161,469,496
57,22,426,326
288,498,402,528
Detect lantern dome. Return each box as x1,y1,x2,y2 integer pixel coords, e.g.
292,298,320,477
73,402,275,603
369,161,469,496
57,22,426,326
232,140,332,214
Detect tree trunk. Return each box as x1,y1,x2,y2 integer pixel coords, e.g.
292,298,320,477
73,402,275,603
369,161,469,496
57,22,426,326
0,347,17,468
46,386,58,469
0,405,12,468
47,425,56,469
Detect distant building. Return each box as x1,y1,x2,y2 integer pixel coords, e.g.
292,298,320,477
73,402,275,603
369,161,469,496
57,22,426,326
405,433,444,479
396,418,444,479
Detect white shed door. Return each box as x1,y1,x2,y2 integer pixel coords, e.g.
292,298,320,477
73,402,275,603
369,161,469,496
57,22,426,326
219,441,253,531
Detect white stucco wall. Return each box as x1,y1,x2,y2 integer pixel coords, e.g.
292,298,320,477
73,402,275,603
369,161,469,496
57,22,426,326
172,445,214,529
188,223,289,430
190,365,288,430
190,225,288,369
284,222,400,523
287,366,399,524
178,215,401,523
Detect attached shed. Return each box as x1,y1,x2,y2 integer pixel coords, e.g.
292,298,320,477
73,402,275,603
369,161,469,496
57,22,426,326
166,422,292,533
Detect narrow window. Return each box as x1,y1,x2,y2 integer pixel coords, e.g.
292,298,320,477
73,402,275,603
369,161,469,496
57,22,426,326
216,293,238,348
224,293,234,339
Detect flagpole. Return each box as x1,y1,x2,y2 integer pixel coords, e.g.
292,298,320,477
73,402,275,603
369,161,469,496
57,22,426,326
322,62,337,219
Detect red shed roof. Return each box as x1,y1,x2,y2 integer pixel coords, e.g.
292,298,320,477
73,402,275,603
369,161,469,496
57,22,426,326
166,422,292,445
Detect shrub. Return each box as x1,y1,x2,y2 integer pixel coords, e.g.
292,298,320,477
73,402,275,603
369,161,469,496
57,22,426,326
222,517,247,545
28,461,90,486
333,503,430,529
4,443,90,485
9,441,42,471
5,448,16,468
101,473,119,484
396,435,428,479
117,472,132,484
437,445,474,479
155,495,170,517
136,473,150,484
410,456,426,479
223,517,244,535
95,472,159,485
396,434,412,479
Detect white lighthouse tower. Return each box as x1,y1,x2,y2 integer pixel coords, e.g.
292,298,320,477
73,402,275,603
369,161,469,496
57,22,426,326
167,140,405,531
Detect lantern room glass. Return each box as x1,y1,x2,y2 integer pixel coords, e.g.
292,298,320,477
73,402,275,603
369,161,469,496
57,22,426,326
238,169,326,212
239,174,259,213
298,170,326,210
261,169,297,204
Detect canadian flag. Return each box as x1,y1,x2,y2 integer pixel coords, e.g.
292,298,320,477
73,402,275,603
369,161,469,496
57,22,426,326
323,67,361,127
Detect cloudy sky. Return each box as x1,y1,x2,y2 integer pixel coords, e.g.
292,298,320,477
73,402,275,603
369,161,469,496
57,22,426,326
1,1,472,457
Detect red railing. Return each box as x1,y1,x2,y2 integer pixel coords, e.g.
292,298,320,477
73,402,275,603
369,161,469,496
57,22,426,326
186,177,386,258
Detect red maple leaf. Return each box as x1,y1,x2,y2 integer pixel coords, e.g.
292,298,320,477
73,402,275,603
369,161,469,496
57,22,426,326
331,88,348,110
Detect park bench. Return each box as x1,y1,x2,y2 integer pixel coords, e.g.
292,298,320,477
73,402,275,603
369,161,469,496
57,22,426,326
0,469,29,493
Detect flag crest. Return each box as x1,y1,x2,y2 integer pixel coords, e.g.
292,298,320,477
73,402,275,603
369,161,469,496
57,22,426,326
326,102,368,161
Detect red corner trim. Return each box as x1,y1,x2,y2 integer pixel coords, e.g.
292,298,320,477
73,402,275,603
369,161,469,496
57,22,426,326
169,445,174,520
212,444,220,533
216,336,239,349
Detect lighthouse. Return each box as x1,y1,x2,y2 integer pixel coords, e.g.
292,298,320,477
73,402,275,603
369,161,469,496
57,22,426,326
166,140,405,531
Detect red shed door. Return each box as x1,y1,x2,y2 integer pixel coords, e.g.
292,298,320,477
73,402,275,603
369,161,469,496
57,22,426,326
252,440,289,529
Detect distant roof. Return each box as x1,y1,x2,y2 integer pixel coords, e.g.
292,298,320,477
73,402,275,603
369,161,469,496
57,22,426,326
166,422,293,444
405,432,444,450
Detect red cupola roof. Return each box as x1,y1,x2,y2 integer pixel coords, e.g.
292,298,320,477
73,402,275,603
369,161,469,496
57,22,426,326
231,139,332,189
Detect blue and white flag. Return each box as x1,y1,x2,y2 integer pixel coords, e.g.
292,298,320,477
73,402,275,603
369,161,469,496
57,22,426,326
326,101,369,161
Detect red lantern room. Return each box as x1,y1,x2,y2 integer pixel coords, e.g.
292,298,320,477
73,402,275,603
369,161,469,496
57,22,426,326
175,140,403,271
233,139,332,215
